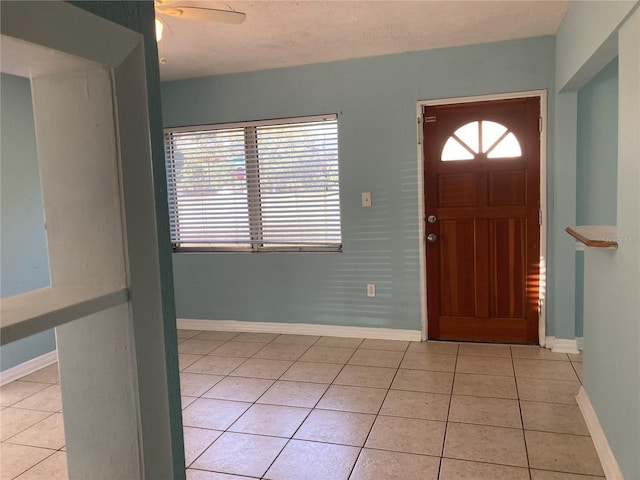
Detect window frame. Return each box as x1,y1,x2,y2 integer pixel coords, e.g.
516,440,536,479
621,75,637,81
164,114,342,253
440,120,523,162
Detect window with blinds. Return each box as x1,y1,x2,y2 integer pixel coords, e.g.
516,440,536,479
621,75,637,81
164,114,341,252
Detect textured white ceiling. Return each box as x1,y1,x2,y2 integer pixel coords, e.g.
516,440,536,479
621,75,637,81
157,1,570,81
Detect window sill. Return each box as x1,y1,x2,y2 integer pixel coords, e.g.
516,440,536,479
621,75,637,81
173,244,343,253
173,248,343,254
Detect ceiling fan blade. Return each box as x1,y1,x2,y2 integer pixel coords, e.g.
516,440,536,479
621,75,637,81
163,6,246,24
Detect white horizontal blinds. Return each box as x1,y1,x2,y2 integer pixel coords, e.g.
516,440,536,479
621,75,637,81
165,114,341,251
165,127,251,248
251,118,340,247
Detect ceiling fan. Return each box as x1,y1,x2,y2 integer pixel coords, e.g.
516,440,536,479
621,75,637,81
155,1,246,27
154,1,246,63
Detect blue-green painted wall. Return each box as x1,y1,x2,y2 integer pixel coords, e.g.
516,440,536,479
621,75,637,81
576,58,618,225
556,3,640,477
162,36,559,334
574,57,619,338
0,74,56,371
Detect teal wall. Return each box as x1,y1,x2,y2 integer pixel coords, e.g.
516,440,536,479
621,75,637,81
576,58,618,226
162,36,559,334
556,2,639,478
549,91,578,339
582,8,639,478
574,57,619,337
0,73,56,371
555,0,636,91
574,252,584,337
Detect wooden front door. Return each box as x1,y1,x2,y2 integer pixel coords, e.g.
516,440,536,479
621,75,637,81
423,97,540,344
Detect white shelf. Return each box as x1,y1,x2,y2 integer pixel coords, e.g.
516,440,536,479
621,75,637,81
1,285,129,345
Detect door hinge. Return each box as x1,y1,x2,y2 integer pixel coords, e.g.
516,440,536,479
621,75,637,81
538,116,543,133
539,210,543,225
424,116,437,123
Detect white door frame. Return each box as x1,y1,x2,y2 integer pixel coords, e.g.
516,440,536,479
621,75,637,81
1,2,179,477
416,90,548,344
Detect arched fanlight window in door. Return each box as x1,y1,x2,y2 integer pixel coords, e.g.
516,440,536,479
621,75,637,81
441,120,522,161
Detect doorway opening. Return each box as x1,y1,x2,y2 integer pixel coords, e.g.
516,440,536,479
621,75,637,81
417,91,547,344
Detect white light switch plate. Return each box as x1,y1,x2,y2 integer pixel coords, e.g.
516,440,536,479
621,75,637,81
361,192,372,207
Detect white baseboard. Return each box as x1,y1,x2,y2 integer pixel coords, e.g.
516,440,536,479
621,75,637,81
544,336,580,354
576,386,623,479
177,318,422,341
0,350,58,386
576,336,584,351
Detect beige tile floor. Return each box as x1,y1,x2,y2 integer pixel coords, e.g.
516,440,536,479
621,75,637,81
0,330,601,480
0,364,66,480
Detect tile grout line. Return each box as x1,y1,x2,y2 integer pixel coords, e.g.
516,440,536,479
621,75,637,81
257,334,364,480
187,332,367,478
569,359,583,385
0,409,57,446
1,372,64,480
183,332,292,472
187,332,320,475
437,343,460,479
510,346,534,480
4,333,590,480
343,340,411,480
6,444,59,480
1,382,59,410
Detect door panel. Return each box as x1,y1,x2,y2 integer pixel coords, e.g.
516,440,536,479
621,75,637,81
439,219,476,317
438,174,476,207
424,97,540,344
489,218,525,318
488,171,526,206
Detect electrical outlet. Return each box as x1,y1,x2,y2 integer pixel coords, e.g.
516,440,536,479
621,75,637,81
361,192,372,207
367,284,376,297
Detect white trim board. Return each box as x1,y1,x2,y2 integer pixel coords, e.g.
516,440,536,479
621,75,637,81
0,350,58,386
544,336,580,354
416,90,548,344
576,386,623,479
177,319,422,341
